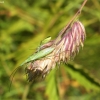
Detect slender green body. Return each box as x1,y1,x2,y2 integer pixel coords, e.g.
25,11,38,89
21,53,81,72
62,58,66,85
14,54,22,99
20,47,54,66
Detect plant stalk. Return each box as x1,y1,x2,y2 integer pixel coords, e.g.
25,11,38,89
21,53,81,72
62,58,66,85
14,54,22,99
55,0,87,43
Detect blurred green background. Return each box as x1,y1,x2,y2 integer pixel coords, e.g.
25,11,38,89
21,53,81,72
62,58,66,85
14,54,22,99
0,0,100,100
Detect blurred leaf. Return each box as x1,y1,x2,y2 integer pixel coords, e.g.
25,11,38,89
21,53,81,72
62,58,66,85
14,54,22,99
85,34,100,45
45,69,60,100
64,63,100,91
6,19,34,34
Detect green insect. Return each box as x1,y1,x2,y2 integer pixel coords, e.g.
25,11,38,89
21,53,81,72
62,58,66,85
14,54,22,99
20,36,54,66
9,37,54,90
37,36,52,52
40,36,51,45
20,47,54,66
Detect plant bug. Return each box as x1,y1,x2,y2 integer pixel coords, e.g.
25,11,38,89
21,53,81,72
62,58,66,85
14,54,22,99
9,37,54,90
20,47,54,66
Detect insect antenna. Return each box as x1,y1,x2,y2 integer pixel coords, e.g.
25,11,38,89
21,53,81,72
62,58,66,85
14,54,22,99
8,65,22,91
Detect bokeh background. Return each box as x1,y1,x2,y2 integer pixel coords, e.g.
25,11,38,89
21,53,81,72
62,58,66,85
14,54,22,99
0,0,100,100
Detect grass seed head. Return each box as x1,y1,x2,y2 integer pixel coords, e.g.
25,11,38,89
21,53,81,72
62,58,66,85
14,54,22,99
26,21,86,82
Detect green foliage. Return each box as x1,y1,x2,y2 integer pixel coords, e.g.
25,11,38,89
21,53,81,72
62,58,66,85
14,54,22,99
64,64,100,91
46,69,60,100
0,0,100,100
